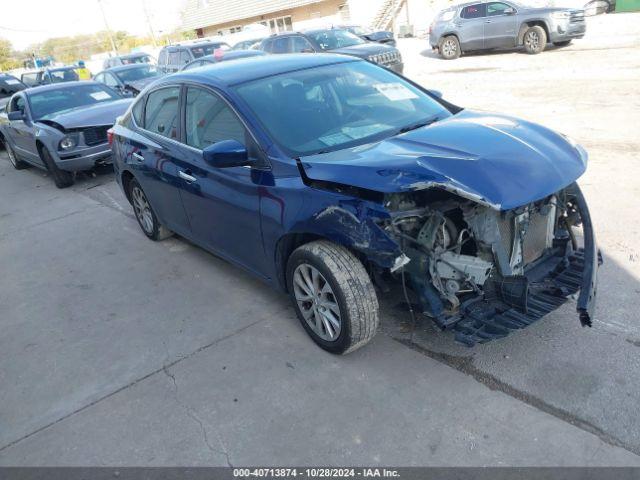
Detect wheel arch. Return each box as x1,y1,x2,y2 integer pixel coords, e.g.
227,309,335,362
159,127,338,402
120,169,136,204
518,20,550,45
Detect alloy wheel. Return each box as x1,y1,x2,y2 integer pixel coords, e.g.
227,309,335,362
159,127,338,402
132,185,154,234
525,31,540,50
292,263,342,341
442,39,457,57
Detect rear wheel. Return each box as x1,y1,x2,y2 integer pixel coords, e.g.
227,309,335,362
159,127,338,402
439,36,461,60
523,26,547,54
40,146,74,188
128,178,173,241
287,241,379,354
5,142,29,170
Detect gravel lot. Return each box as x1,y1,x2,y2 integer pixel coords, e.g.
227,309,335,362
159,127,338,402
0,12,639,466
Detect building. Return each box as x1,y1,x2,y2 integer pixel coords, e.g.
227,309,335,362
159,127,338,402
181,0,454,41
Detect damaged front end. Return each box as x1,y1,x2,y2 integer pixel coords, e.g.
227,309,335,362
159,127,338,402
379,183,600,346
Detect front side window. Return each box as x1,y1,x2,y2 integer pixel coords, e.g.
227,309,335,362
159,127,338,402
144,87,180,139
461,3,487,18
235,60,451,157
28,84,120,120
309,30,365,50
185,87,245,150
487,2,513,15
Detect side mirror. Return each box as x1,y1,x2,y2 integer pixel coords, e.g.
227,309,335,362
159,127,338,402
203,140,250,168
428,89,443,98
8,110,25,121
504,7,516,14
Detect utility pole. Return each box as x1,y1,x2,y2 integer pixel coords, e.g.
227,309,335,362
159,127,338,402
142,0,158,47
97,0,119,55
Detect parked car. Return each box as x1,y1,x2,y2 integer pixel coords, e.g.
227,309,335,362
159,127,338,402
0,73,27,111
94,64,163,97
182,50,266,70
110,54,598,353
232,38,265,50
429,0,586,59
20,67,80,87
0,82,131,187
583,0,615,15
157,41,231,74
339,25,397,47
259,29,403,74
103,52,155,70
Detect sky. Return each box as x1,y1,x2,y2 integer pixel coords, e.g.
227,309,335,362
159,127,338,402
0,0,187,50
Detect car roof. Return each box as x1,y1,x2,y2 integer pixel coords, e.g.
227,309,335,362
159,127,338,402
23,81,102,95
166,53,359,87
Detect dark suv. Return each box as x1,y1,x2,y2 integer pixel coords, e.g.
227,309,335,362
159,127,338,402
157,41,231,74
259,29,403,74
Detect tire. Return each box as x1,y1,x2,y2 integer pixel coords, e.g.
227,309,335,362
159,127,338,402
128,178,173,241
286,240,379,354
553,40,572,47
40,145,74,188
523,26,547,54
5,141,29,170
439,36,461,60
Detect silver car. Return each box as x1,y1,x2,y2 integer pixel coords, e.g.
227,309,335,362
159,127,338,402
0,82,131,188
429,0,586,59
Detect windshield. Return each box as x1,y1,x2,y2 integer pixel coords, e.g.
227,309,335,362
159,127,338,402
346,26,370,36
0,75,26,98
235,61,451,157
309,30,365,50
29,84,121,120
190,43,230,58
121,55,151,65
115,65,160,83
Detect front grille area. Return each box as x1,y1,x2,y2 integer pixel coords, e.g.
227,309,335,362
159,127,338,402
570,11,585,22
369,51,401,66
83,126,110,146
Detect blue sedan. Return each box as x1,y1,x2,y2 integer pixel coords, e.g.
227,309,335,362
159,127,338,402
110,54,599,353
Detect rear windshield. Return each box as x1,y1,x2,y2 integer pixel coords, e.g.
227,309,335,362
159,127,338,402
121,55,151,65
190,43,230,58
48,68,80,83
29,84,121,120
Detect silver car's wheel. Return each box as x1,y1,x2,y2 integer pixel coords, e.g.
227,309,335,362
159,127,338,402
132,184,154,235
523,26,546,54
293,263,342,341
440,36,460,60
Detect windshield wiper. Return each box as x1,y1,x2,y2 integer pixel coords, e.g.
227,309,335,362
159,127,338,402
397,117,439,135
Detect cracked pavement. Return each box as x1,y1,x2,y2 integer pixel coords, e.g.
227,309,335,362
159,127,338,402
1,13,639,466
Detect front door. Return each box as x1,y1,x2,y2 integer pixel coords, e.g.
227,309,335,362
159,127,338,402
457,3,487,50
176,86,268,275
126,85,191,236
484,2,518,48
7,95,40,163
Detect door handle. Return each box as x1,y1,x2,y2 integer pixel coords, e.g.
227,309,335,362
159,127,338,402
132,152,144,163
178,170,197,183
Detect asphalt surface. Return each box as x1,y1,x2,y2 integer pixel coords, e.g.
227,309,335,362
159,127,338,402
1,13,639,466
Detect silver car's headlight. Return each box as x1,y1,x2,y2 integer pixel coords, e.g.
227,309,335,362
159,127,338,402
59,135,78,150
552,11,571,19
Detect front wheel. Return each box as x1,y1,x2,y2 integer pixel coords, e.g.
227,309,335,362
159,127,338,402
128,178,173,241
40,146,74,188
439,36,461,60
287,241,379,354
523,26,547,54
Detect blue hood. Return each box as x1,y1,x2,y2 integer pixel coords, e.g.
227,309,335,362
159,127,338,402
299,111,588,211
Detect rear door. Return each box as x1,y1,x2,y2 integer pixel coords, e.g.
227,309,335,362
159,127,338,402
125,85,191,235
484,2,518,48
176,86,268,274
457,3,487,50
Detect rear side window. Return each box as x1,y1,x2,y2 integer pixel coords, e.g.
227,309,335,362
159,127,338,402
144,87,180,140
461,3,487,18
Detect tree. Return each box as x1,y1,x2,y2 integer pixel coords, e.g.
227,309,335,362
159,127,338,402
0,37,21,71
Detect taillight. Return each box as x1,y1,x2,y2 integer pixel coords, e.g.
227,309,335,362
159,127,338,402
107,128,114,146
